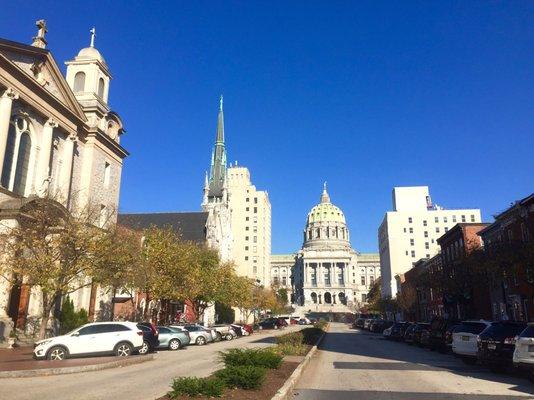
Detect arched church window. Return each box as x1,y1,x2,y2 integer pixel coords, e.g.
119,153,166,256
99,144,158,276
1,123,16,188
13,132,31,195
73,71,86,92
98,78,105,98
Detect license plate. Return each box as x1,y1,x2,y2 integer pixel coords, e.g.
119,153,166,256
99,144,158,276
462,336,470,341
528,345,534,352
487,343,496,350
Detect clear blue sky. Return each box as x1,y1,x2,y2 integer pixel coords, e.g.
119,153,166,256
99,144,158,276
2,1,533,254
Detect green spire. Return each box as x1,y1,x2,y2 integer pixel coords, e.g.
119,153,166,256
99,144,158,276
208,95,227,198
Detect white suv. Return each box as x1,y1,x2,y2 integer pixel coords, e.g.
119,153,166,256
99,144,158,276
451,320,491,363
33,322,144,361
513,323,534,378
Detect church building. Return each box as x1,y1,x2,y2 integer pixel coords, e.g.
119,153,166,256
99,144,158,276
0,21,128,341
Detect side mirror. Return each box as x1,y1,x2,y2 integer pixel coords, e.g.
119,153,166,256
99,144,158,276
71,332,80,337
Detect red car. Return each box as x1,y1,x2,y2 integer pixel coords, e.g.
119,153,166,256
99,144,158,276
243,324,253,335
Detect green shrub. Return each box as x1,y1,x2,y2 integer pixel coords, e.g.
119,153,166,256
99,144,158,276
314,320,328,330
59,297,89,334
215,365,266,390
275,343,309,356
220,348,283,369
275,331,303,346
301,327,324,345
168,376,225,398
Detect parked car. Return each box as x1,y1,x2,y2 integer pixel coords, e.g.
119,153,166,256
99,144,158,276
212,325,236,341
452,320,491,364
353,318,366,329
404,323,416,343
172,324,214,345
363,319,374,330
477,321,527,372
428,317,460,352
290,317,300,325
388,322,410,341
242,324,254,335
259,318,285,330
371,320,394,334
230,324,246,337
137,322,160,355
413,323,431,346
33,322,143,360
513,323,534,380
156,326,190,350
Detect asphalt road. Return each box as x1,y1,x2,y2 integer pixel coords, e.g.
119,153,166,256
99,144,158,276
1,326,299,400
293,322,534,400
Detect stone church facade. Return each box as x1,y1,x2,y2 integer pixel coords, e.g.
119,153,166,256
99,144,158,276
0,21,128,341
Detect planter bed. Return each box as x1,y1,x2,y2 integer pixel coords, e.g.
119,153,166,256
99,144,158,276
157,361,299,400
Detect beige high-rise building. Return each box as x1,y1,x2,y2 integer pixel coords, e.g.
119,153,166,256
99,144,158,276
228,166,271,286
378,186,482,298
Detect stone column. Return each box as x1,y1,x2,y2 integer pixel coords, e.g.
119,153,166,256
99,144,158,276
304,263,308,284
0,88,19,181
36,118,58,195
59,133,76,205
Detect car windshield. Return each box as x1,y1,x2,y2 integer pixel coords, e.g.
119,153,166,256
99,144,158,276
455,322,488,335
519,326,534,338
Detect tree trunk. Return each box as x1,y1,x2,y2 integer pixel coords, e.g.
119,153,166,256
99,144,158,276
38,293,57,340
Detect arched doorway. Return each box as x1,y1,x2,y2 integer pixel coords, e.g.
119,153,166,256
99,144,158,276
310,292,317,304
324,292,332,304
338,292,346,305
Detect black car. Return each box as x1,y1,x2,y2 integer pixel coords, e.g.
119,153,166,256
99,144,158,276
405,323,430,345
258,318,282,330
428,317,460,352
371,320,394,333
477,321,527,372
137,322,160,354
352,318,366,329
389,322,410,340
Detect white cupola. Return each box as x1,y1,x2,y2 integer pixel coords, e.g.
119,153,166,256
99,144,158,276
65,28,111,109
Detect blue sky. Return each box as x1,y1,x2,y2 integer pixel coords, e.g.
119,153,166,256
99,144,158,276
2,1,533,253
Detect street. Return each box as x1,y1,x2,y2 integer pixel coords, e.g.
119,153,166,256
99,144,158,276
293,323,534,400
0,326,298,400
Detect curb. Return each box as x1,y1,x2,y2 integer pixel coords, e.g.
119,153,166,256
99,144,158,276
0,353,155,379
271,324,329,400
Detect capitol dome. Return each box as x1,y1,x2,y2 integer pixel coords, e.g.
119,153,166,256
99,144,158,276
303,184,350,248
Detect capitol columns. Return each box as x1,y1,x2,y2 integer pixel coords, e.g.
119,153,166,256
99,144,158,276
0,88,19,179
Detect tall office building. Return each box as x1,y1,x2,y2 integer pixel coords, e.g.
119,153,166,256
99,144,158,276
378,186,481,298
228,166,272,286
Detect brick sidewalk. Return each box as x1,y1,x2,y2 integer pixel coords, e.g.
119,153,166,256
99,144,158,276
0,346,134,371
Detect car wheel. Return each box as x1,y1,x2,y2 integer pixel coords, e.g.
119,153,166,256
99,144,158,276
47,346,68,361
169,339,181,351
225,334,233,341
196,336,206,345
216,332,222,341
138,341,150,355
115,342,133,357
243,331,250,336
274,325,279,330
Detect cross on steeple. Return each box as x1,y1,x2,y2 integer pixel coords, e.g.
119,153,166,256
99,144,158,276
31,19,48,49
90,27,96,47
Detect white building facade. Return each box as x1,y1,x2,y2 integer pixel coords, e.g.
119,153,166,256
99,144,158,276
378,186,482,298
0,21,128,340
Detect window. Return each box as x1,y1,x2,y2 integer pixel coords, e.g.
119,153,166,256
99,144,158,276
436,227,440,233
461,215,466,222
245,256,249,261
97,78,105,98
426,254,430,258
246,217,249,221
253,226,257,233
444,216,448,223
253,256,257,263
410,238,414,246
99,205,107,228
444,227,449,233
13,131,32,196
253,266,257,274
405,250,408,256
253,216,257,223
246,226,249,231
252,246,257,253
361,294,367,302
245,246,249,251
435,217,439,223
73,71,85,92
423,220,427,226
246,197,249,202
470,214,475,222
409,227,413,233
254,197,258,204
1,124,16,188
104,161,111,188
452,215,457,223
253,236,257,243
246,207,249,212
408,217,412,223
370,276,374,284
361,276,365,285
411,250,415,258
245,236,249,241
403,228,406,233
282,277,287,286
424,231,428,238
431,239,435,243
425,242,429,249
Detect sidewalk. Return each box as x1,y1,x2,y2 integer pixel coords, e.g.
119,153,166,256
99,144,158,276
0,345,149,373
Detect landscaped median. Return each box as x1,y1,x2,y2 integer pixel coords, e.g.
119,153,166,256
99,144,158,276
158,321,328,400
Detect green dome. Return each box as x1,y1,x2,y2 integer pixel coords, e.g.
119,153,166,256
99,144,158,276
307,202,346,224
306,184,346,224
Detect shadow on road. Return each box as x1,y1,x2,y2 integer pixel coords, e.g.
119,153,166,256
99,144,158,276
317,328,534,397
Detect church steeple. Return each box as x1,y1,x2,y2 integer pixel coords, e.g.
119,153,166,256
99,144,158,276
207,95,227,200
